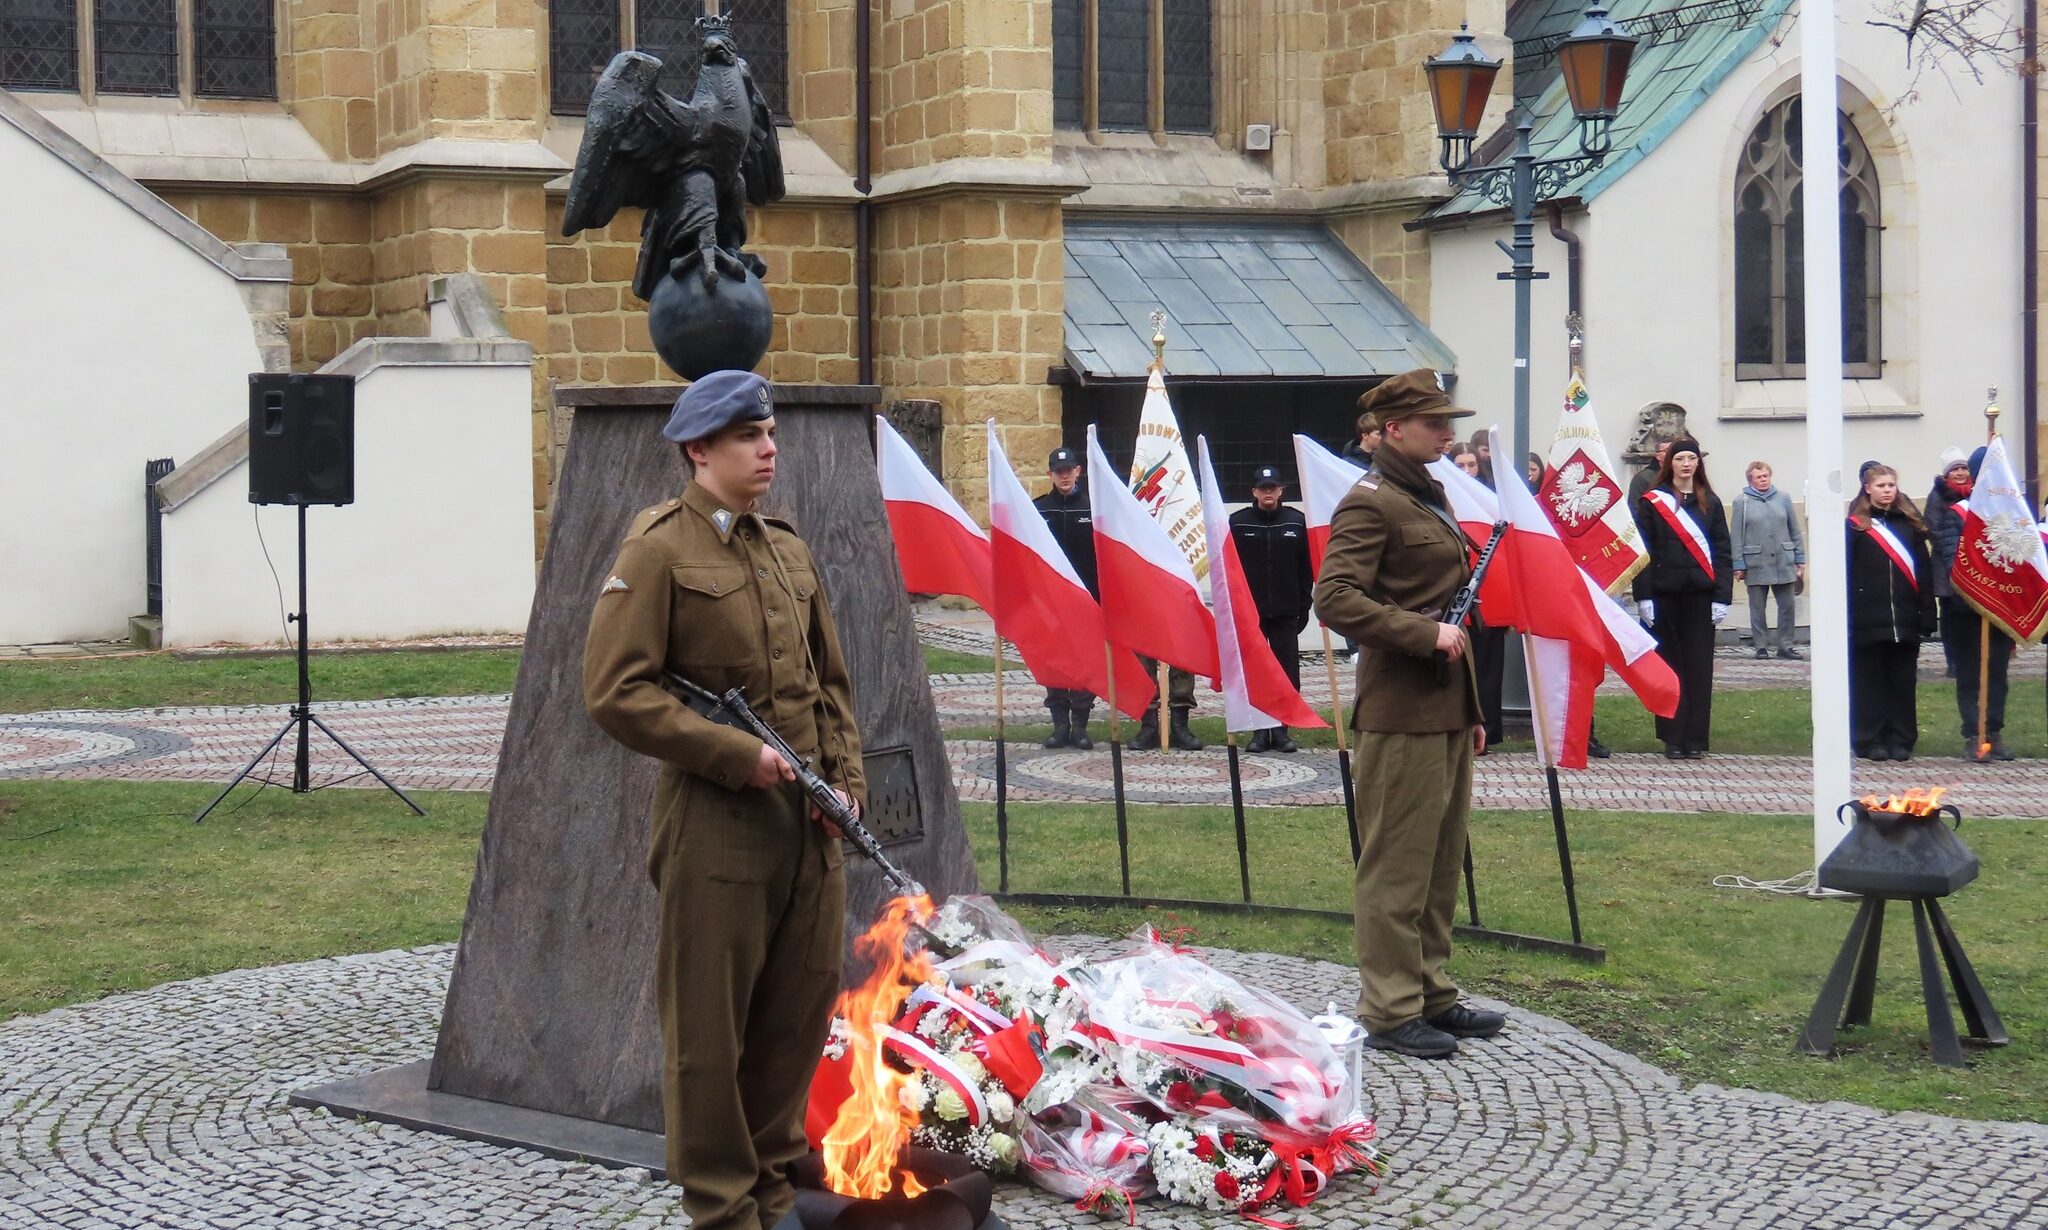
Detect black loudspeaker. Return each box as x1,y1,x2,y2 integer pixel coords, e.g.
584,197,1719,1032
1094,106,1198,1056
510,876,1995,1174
248,373,355,506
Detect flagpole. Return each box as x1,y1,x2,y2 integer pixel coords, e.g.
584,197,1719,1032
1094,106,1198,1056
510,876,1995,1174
1226,731,1252,904
993,628,1009,894
1156,660,1172,750
1978,394,2000,759
1107,641,1132,896
1520,632,1586,946
1321,624,1361,862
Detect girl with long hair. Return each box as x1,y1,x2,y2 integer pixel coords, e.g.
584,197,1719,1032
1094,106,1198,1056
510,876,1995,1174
1630,438,1733,757
1846,463,1936,760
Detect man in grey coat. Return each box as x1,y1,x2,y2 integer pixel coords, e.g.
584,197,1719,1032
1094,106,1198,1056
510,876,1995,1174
1730,460,1805,659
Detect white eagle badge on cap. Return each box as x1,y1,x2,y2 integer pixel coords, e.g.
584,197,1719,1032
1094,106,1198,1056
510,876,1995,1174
1432,371,1447,392
756,385,772,408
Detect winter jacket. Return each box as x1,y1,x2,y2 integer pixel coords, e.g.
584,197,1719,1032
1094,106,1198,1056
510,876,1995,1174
1923,476,1971,598
1730,483,1804,586
1632,485,1734,603
1033,482,1098,597
1340,440,1375,473
1846,506,1938,645
1229,503,1314,626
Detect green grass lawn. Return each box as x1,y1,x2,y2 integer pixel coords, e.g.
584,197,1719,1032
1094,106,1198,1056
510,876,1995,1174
0,643,994,714
965,800,2048,1123
953,680,2048,759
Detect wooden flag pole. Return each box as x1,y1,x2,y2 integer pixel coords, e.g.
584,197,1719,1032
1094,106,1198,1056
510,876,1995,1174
1321,624,1361,862
993,628,1009,893
1156,659,1171,750
1978,392,2000,760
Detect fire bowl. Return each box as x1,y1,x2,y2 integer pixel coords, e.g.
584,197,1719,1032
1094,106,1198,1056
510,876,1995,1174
771,1147,1009,1230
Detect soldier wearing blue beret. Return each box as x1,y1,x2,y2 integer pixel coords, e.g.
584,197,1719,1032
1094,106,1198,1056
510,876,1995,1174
586,367,865,1230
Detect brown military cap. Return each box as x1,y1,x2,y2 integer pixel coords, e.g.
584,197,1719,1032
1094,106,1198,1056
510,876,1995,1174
1357,369,1474,422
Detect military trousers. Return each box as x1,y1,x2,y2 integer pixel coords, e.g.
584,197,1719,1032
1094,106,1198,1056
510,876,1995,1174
650,771,846,1230
1351,728,1473,1034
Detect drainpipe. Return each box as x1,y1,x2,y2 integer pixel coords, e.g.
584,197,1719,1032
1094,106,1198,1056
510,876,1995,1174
855,0,875,387
2024,0,2039,504
1547,202,1583,360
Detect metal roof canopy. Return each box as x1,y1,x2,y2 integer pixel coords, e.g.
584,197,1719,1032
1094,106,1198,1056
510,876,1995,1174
1060,217,1455,383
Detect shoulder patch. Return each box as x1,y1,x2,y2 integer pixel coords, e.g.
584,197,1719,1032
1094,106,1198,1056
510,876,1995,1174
601,575,630,595
1360,475,1380,490
628,502,684,537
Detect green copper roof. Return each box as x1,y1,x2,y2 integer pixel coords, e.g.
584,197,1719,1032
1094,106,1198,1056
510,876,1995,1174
1062,217,1455,380
1426,0,1794,221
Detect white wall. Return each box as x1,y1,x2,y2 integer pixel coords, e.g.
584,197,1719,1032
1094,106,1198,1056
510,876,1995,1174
1429,0,2024,509
160,358,536,646
0,117,268,644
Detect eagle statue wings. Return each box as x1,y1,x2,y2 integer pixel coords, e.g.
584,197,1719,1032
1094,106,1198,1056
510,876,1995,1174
560,16,786,301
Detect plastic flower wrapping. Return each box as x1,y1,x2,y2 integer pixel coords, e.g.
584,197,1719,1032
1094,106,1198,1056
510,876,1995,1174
808,897,1382,1221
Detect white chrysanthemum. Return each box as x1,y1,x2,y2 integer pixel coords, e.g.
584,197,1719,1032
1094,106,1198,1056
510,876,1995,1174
985,1089,1016,1122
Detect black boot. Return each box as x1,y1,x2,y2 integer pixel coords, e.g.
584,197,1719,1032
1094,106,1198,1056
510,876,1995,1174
1134,709,1161,750
1043,708,1070,749
1068,705,1094,750
1248,729,1272,753
1273,726,1298,753
1169,706,1204,751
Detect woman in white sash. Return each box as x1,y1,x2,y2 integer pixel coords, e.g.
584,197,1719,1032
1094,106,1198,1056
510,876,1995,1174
1630,438,1734,758
1846,463,1937,760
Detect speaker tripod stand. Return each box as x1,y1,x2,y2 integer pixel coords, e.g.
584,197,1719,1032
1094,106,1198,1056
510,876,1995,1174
193,504,425,823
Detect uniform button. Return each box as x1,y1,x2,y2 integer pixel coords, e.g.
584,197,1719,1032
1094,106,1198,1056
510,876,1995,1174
772,649,783,660
757,568,769,578
767,608,777,618
668,498,679,507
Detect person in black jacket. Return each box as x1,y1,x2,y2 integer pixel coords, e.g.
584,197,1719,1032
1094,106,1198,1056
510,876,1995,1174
1341,411,1380,473
1230,465,1314,752
1846,464,1937,761
1923,448,1971,678
1631,438,1734,758
1034,446,1098,749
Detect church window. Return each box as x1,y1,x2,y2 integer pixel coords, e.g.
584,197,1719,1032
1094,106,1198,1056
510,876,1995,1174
551,0,786,119
1734,95,1883,380
1054,0,1214,136
1,0,275,98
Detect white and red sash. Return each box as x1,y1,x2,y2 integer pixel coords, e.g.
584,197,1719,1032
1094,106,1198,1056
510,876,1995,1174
1861,516,1918,590
1644,489,1714,579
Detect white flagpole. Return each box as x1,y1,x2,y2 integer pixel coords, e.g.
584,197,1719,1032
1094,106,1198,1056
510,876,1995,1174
1803,0,1852,870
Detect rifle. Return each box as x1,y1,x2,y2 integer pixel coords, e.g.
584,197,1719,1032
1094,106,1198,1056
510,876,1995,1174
1435,520,1509,686
663,671,926,900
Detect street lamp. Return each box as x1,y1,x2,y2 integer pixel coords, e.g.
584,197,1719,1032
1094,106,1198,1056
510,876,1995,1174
1424,4,1637,466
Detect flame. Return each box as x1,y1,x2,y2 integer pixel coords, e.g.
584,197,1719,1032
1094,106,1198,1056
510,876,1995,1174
820,894,936,1200
1979,740,1993,759
1859,786,1948,816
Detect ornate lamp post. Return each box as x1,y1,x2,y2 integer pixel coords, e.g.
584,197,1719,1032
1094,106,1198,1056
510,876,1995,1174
1425,6,1637,464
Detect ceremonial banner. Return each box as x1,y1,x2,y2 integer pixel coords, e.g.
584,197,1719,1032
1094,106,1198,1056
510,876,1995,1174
1196,436,1326,733
986,423,1155,718
1291,433,1369,574
876,416,993,610
1952,436,2048,643
1127,366,1208,579
1088,426,1221,680
1537,372,1646,594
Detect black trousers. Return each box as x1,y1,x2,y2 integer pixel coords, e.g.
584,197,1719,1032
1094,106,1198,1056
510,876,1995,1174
1472,625,1507,745
1851,639,1920,755
1260,617,1302,728
1044,687,1095,714
1651,592,1715,751
1942,597,2014,738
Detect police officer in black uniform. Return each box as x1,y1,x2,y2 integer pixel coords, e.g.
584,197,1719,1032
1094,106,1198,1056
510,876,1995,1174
1230,465,1313,752
1034,446,1098,749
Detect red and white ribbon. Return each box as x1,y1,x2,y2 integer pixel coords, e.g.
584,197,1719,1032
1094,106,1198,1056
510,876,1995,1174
1645,490,1714,579
880,1026,988,1127
1863,517,1918,590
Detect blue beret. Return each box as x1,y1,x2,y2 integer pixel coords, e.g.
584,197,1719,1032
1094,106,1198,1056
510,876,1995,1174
662,369,774,443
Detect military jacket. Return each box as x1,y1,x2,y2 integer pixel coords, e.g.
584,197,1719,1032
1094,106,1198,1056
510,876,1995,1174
584,482,867,805
1311,445,1482,734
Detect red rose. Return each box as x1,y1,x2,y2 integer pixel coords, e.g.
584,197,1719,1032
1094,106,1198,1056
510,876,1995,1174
1222,1132,1236,1151
1193,1136,1216,1163
1214,1172,1240,1201
1166,1080,1197,1111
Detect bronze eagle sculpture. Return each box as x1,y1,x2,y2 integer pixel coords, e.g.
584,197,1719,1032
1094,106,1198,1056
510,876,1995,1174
560,16,786,300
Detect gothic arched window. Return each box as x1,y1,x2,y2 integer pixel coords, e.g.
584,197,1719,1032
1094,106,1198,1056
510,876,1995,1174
1734,96,1882,380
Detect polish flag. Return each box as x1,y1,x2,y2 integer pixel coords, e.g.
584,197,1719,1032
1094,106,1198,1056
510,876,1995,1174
1086,426,1220,680
1953,435,2048,644
1429,437,1680,768
1195,437,1326,733
1291,433,1370,574
986,423,1155,718
876,416,992,611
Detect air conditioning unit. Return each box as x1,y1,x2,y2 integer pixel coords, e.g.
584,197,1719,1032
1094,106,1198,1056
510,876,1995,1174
1244,123,1273,152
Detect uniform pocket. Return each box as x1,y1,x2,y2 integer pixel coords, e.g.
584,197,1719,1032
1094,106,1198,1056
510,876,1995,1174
806,852,847,973
1398,521,1443,548
670,563,751,671
787,566,819,637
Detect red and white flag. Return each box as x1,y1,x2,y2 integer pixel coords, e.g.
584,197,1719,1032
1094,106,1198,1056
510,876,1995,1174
985,423,1155,718
1195,436,1326,733
876,416,993,611
1086,426,1220,680
1537,372,1646,594
1953,435,2048,644
1291,433,1370,575
1429,438,1680,768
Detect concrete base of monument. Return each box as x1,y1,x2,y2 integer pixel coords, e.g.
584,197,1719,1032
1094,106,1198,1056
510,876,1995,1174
288,1060,669,1175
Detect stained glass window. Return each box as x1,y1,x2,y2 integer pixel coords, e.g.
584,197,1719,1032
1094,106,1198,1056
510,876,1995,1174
550,0,621,114
1162,0,1209,134
1096,0,1147,131
195,0,275,98
95,0,177,95
1,0,78,90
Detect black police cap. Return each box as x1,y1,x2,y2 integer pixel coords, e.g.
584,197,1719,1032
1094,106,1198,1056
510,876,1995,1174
1251,466,1283,488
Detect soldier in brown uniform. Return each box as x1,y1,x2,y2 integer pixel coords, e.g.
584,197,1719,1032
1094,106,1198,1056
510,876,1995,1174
583,369,866,1230
1312,369,1506,1060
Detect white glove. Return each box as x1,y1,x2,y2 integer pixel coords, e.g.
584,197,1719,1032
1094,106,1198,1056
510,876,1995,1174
1638,599,1655,624
1712,602,1731,624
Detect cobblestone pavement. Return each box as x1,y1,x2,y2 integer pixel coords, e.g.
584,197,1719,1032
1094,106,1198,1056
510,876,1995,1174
5,697,2047,818
5,943,2046,1230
